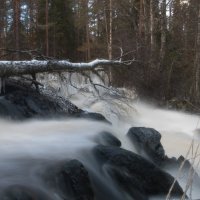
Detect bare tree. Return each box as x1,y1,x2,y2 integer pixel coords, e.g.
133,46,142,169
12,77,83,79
139,0,144,38
108,0,112,60
160,0,167,63
85,0,91,61
194,3,200,101
13,0,20,59
108,0,113,84
45,0,49,57
0,0,7,54
150,0,156,59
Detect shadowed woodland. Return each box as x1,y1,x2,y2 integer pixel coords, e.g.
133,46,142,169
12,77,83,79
0,0,200,106
0,1,200,200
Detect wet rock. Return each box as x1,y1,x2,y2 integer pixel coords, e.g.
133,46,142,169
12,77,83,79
127,127,165,164
164,155,194,172
43,159,94,200
94,131,121,147
3,90,65,119
0,78,81,119
0,78,110,123
1,185,49,200
163,155,200,188
76,112,111,124
93,145,184,200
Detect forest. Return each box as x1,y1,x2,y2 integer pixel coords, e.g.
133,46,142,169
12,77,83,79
1,0,200,107
0,1,200,200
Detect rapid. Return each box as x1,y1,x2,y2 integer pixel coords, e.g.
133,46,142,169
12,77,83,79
0,77,200,199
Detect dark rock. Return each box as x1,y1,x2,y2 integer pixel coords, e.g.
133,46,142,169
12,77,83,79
1,185,49,200
178,155,197,170
0,78,81,120
94,131,121,147
76,111,111,124
164,155,190,168
127,127,165,164
93,145,184,200
0,78,110,123
43,159,94,200
3,90,66,119
163,155,200,188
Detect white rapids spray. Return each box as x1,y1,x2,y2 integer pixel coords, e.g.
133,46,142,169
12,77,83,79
0,79,200,199
68,88,200,199
69,87,200,158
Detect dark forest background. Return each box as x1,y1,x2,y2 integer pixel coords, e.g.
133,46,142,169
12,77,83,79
0,0,200,107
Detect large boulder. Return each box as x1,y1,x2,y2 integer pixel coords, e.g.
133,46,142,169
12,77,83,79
127,127,200,198
0,78,81,119
127,127,165,164
42,159,94,200
93,145,184,200
94,131,121,147
1,185,49,200
75,112,111,124
0,78,110,123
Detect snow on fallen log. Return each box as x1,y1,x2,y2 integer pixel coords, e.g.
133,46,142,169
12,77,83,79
0,59,123,77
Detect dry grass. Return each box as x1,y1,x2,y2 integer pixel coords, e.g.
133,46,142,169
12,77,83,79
166,139,200,200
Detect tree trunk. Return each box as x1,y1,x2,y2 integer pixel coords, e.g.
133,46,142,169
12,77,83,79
150,0,155,59
142,0,148,43
108,0,113,85
45,0,49,57
28,0,34,49
108,0,112,60
86,22,90,61
194,3,200,101
85,0,90,61
13,0,20,59
139,0,144,38
0,59,122,77
160,0,167,63
0,0,6,55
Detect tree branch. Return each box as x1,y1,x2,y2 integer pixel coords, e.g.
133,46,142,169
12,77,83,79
0,59,123,77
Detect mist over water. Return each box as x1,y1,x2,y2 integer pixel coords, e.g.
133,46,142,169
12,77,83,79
84,96,200,157
89,99,200,199
0,89,200,199
0,119,113,199
129,102,200,158
0,119,109,160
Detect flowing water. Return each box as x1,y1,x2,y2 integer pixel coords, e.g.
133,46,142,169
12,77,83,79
0,86,200,199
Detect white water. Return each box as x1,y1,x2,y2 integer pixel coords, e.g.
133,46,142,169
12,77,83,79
129,102,200,158
69,90,200,199
0,85,200,199
69,89,200,157
0,119,113,199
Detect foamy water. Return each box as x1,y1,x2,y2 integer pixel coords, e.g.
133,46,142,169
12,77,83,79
0,119,111,160
0,85,200,199
0,119,114,199
84,98,200,157
69,90,200,199
129,102,200,158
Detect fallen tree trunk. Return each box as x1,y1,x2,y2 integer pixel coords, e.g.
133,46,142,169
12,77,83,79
0,59,122,77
